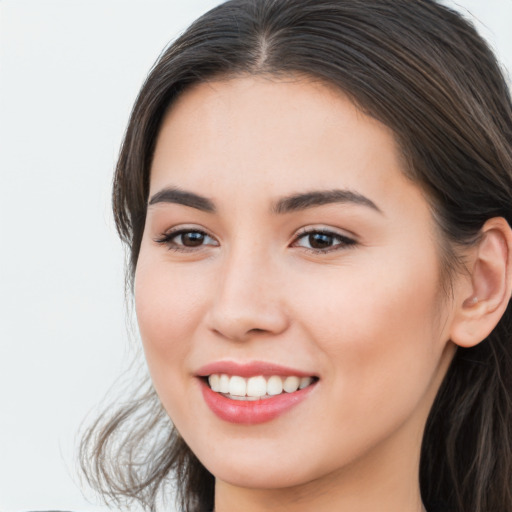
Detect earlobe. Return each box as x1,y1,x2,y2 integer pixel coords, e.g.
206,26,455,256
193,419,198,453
450,217,512,348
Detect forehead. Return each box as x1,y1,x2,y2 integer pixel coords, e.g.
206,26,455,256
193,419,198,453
150,75,422,216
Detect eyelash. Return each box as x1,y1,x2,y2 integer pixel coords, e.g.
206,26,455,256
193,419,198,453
154,228,218,253
154,227,357,254
292,228,357,253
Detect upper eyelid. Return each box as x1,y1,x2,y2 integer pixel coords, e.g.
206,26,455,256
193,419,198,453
293,225,358,240
157,224,216,237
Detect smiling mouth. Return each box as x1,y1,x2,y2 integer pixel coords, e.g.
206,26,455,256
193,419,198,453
206,374,318,401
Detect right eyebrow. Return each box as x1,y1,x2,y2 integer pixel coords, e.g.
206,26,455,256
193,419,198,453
148,187,216,213
272,189,382,215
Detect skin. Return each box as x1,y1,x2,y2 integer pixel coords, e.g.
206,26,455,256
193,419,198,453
135,76,468,512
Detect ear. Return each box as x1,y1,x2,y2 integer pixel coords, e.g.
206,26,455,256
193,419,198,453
450,217,512,348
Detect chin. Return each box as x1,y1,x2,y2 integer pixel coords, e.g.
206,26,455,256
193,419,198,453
209,459,316,490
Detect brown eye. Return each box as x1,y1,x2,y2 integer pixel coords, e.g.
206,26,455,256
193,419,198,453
155,229,219,251
293,229,356,253
180,231,206,247
308,233,335,249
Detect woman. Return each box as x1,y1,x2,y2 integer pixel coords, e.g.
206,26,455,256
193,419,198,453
80,1,512,511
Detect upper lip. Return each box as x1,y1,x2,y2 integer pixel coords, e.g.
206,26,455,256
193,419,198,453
196,360,317,378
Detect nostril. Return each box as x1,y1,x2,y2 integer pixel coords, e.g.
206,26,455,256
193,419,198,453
206,296,290,341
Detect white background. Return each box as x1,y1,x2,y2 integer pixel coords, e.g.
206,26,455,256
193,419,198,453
1,1,511,511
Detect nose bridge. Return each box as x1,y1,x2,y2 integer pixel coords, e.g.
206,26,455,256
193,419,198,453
207,238,288,340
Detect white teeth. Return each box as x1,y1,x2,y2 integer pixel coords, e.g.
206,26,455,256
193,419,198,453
208,374,220,392
229,375,247,396
247,376,267,398
207,374,316,399
299,377,313,389
267,375,283,396
283,376,300,393
219,374,230,394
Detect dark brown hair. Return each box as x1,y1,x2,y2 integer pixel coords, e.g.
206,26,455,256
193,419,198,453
80,1,512,511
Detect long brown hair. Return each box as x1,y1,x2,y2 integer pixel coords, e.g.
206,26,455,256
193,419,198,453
80,1,512,511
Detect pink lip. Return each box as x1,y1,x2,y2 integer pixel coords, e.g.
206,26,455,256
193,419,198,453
199,379,316,425
196,360,315,378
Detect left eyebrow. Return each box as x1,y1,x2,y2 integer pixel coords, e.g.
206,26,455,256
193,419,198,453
148,187,216,213
272,189,383,215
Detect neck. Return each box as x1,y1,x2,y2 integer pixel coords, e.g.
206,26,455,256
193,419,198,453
215,478,426,512
214,432,426,512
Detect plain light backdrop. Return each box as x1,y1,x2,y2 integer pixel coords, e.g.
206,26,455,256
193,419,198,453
1,1,511,511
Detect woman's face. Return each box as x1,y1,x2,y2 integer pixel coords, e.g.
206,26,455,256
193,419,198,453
135,76,458,492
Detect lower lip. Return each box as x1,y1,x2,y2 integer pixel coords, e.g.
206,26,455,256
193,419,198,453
200,379,316,425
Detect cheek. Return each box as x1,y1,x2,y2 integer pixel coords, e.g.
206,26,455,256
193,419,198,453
292,247,444,405
295,251,440,339
134,252,206,382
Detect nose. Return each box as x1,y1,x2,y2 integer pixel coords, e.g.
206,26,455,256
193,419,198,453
205,247,290,342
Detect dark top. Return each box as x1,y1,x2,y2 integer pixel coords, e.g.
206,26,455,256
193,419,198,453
30,504,452,512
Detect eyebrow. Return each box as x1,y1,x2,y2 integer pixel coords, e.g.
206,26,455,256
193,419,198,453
272,189,382,215
148,187,216,212
148,186,382,215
